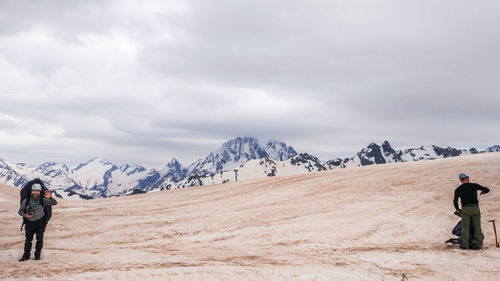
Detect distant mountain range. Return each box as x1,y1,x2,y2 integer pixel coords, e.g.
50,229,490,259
1,137,498,199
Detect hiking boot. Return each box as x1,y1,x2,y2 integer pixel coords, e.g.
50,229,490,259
18,256,30,262
34,255,40,260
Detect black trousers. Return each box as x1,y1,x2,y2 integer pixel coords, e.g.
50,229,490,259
23,219,46,257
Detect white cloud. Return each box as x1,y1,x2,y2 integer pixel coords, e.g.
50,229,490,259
0,0,499,167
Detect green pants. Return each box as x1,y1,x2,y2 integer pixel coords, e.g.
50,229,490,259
461,205,484,249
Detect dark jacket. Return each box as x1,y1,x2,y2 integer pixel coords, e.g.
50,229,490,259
453,182,489,210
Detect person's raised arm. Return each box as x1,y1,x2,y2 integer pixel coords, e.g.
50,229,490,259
42,190,58,205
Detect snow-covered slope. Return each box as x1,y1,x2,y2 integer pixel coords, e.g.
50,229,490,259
2,153,499,280
0,159,29,187
70,158,117,197
29,162,81,191
70,158,153,197
106,164,151,196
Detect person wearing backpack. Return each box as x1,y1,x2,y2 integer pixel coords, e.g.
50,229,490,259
18,180,57,261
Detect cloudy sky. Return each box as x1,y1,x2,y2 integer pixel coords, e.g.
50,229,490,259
0,0,499,168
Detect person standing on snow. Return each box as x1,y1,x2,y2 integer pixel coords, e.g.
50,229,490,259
453,173,490,250
18,183,57,261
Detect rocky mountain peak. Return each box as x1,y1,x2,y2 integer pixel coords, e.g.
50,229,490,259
381,140,396,155
188,137,298,177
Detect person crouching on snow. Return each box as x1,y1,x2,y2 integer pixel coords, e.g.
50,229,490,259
18,183,57,261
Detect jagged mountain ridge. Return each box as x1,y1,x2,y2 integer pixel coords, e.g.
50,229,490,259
187,137,297,177
486,145,500,152
335,141,481,168
159,153,328,190
0,138,499,199
0,137,298,198
0,158,158,199
143,137,298,191
157,142,495,191
0,159,29,187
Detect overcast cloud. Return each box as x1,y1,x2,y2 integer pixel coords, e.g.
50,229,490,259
0,0,499,168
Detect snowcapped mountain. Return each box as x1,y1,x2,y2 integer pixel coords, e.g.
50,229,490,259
160,153,328,190
69,158,118,197
70,158,154,197
289,153,327,172
133,169,161,192
0,138,498,199
161,141,488,190
187,137,297,177
0,157,156,199
30,162,81,191
0,159,29,187
161,158,188,182
486,145,500,152
106,164,152,196
336,141,479,168
139,158,188,192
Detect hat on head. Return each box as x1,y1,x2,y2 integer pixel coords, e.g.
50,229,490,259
32,183,42,191
459,173,469,179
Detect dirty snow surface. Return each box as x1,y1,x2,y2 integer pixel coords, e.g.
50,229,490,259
1,153,499,280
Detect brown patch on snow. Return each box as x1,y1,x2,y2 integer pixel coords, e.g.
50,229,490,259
1,153,499,280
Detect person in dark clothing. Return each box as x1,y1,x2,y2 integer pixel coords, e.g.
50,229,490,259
453,173,490,250
18,183,57,261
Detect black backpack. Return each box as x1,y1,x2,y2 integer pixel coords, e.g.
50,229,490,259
446,220,480,249
19,178,52,231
